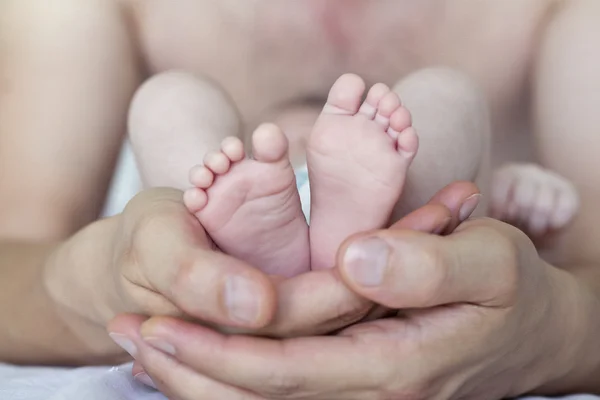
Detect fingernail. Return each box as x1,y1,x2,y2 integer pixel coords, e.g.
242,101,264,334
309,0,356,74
225,276,261,323
144,337,176,356
108,333,138,358
343,237,390,287
134,372,157,389
459,194,481,222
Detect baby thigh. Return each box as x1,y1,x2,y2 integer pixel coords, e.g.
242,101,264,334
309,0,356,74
391,67,492,220
128,71,241,189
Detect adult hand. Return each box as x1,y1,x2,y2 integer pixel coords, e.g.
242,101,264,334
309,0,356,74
103,182,474,365
94,188,277,343
114,215,587,399
240,181,483,338
108,182,488,396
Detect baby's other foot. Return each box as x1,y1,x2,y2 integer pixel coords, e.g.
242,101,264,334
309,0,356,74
307,74,419,270
184,124,309,277
491,163,579,237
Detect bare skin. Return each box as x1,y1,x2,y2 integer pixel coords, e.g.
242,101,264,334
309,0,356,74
185,123,310,277
306,75,417,270
125,0,576,276
184,77,417,274
2,0,600,397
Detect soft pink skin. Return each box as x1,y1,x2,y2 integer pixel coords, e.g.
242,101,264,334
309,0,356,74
307,74,418,270
183,74,418,275
184,123,310,277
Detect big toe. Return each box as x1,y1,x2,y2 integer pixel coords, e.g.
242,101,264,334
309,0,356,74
252,123,289,163
323,73,367,115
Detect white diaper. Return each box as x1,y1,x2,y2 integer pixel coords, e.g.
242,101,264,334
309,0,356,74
0,361,597,400
295,164,311,223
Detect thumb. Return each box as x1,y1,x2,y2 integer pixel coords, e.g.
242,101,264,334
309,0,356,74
337,219,529,309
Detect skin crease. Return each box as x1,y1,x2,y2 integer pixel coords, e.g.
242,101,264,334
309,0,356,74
0,0,600,398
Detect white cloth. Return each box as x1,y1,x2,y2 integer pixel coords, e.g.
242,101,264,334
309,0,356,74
295,163,311,222
0,146,596,399
0,363,166,400
0,362,597,400
101,141,143,218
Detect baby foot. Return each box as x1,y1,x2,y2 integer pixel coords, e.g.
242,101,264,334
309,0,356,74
491,163,579,237
184,124,310,277
307,74,419,270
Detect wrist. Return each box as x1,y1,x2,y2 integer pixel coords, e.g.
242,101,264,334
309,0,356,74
532,265,600,394
44,216,127,361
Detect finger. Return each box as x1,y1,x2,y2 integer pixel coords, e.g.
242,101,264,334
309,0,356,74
550,181,579,229
527,182,554,236
420,181,481,232
490,167,514,220
137,316,382,399
338,219,527,309
131,361,155,389
240,183,480,338
166,249,277,328
514,179,539,224
504,180,522,221
390,182,480,234
108,315,263,400
132,361,144,377
391,203,452,234
361,184,480,325
123,188,276,328
234,270,374,338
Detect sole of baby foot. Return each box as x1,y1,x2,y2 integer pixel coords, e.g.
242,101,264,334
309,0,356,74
307,73,419,270
184,124,310,277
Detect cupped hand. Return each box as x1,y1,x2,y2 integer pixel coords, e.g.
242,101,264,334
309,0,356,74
116,215,581,400
103,187,277,332
108,182,488,397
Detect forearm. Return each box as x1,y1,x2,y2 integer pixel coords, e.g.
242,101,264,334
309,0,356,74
560,264,600,393
0,217,126,366
530,0,600,393
533,263,600,394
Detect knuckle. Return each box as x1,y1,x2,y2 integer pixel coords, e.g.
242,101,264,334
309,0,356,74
126,214,163,266
128,209,197,290
412,244,449,305
132,211,172,245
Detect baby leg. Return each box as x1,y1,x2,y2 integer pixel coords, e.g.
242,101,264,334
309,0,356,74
186,124,309,277
307,69,491,270
128,72,308,276
128,71,241,189
391,67,491,220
